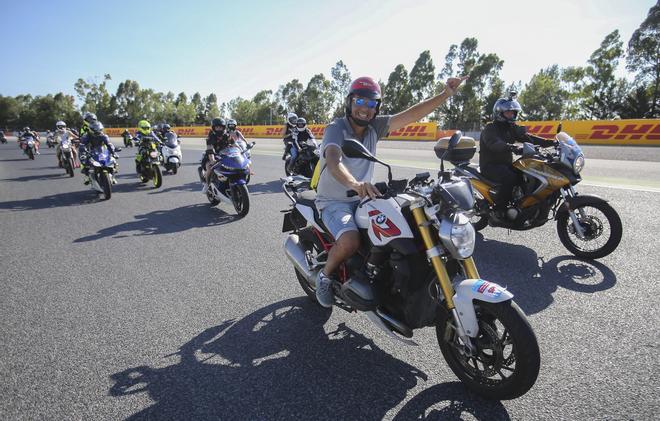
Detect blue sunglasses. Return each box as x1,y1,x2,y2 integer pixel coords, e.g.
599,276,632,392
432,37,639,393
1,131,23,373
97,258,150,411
353,97,379,109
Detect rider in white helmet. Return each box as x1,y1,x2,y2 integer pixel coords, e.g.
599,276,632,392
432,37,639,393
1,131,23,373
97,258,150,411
54,121,80,167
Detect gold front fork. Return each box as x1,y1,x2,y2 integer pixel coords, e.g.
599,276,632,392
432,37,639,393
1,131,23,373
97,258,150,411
411,205,456,309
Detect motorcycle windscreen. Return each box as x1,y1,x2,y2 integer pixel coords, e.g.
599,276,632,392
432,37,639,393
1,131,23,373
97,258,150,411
163,132,179,148
219,147,248,170
91,146,111,165
435,180,475,211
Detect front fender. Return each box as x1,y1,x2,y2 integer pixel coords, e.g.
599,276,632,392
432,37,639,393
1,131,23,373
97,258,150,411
556,194,609,219
453,279,514,337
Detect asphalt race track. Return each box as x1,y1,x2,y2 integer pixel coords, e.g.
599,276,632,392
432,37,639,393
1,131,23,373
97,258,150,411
1,137,658,420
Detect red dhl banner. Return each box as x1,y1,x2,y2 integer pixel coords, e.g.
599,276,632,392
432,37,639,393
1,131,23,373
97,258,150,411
518,119,660,146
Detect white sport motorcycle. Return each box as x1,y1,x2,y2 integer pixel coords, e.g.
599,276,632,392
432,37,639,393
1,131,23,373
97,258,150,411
281,134,541,400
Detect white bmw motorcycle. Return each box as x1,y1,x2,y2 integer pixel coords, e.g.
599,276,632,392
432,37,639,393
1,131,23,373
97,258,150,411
281,133,540,400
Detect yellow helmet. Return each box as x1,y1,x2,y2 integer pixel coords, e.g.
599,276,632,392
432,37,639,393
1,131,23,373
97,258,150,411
137,120,151,135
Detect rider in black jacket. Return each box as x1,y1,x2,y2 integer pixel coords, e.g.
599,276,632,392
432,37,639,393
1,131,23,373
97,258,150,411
201,118,232,193
479,93,556,209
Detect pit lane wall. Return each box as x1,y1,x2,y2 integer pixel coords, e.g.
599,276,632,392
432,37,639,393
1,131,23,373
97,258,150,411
103,119,660,145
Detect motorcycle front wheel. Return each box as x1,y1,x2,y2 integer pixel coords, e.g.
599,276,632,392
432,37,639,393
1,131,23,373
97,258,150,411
284,159,293,176
99,171,112,200
232,184,250,218
151,165,162,188
67,157,75,177
27,149,34,160
556,200,622,259
436,300,540,400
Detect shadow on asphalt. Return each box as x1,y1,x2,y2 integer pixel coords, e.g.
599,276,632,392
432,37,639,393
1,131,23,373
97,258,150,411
0,157,33,162
0,189,104,210
109,297,509,420
0,173,65,182
73,203,237,242
147,181,200,195
248,179,284,195
473,234,617,315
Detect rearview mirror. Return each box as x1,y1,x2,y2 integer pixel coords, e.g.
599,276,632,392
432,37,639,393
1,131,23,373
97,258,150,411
342,139,376,162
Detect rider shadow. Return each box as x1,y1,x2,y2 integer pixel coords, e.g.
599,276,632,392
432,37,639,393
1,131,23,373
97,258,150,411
0,190,100,211
248,179,285,195
73,203,237,242
0,173,64,182
108,298,504,420
473,234,617,315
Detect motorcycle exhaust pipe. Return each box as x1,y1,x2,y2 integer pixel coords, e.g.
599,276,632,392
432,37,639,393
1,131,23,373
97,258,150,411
283,234,315,283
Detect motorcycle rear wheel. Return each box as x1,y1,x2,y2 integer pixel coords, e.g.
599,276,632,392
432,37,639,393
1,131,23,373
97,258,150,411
556,200,622,259
436,300,540,400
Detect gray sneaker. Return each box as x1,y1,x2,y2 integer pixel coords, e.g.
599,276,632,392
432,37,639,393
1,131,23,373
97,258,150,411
315,271,333,308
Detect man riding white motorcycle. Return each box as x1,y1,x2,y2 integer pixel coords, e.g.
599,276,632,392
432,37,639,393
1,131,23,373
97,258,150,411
54,121,79,167
313,75,467,307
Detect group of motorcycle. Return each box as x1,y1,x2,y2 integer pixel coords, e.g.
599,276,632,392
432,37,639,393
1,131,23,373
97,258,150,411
279,129,622,400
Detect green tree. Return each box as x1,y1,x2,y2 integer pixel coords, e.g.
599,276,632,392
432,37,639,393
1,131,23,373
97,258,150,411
228,97,257,124
519,65,567,120
627,1,659,117
437,38,503,130
251,90,277,124
330,60,352,119
191,92,205,124
277,79,305,116
74,74,116,123
204,93,220,122
409,50,436,103
303,73,334,123
560,66,588,120
582,30,626,119
382,64,413,114
115,80,141,125
619,85,654,118
0,96,21,129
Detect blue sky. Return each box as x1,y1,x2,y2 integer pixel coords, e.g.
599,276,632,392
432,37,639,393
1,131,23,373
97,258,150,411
0,0,654,103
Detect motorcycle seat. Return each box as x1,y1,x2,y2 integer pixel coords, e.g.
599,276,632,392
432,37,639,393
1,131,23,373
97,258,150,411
294,189,330,234
462,164,501,186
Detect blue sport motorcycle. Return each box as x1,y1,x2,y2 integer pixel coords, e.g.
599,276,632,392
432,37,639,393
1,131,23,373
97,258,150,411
85,145,120,200
198,142,254,218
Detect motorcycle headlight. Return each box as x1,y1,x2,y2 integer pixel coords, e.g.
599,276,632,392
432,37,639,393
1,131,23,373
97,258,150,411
573,154,585,174
149,151,158,158
439,213,476,259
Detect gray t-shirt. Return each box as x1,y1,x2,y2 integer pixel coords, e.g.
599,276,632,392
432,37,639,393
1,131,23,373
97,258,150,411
315,115,391,210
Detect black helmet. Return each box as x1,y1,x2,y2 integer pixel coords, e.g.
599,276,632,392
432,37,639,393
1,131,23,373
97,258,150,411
493,92,522,123
161,124,171,132
296,117,307,130
23,127,30,132
211,118,226,133
226,119,237,131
